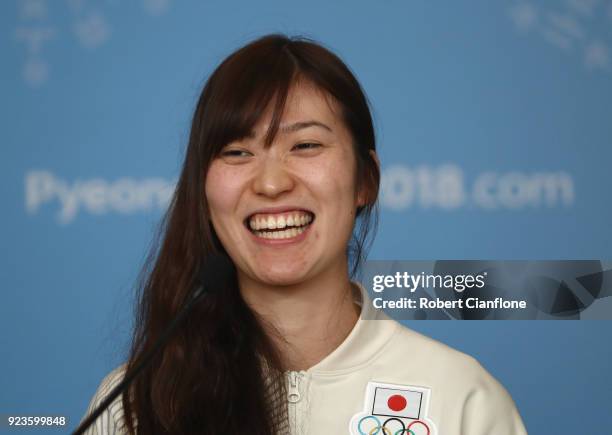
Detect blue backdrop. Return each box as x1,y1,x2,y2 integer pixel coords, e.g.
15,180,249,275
2,0,611,433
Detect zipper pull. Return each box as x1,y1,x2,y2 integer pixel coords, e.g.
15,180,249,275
287,371,301,403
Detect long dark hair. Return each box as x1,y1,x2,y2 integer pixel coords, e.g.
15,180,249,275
122,33,380,434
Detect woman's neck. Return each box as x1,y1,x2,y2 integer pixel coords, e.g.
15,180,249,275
239,268,360,371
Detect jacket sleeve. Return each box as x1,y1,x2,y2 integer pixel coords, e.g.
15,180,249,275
460,361,528,435
80,366,127,435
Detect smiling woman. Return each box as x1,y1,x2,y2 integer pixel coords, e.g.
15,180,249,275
205,79,370,290
81,34,527,435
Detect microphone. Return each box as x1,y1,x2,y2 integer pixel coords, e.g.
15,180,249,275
72,253,234,435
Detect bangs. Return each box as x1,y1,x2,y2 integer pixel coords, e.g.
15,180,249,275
204,43,301,156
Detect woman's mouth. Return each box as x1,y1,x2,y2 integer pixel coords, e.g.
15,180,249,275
244,210,315,240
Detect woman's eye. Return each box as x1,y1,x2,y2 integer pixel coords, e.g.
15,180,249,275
221,149,251,157
293,142,321,151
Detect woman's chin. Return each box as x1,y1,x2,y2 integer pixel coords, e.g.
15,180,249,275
254,267,312,287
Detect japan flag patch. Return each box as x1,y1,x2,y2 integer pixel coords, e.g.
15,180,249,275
349,381,438,435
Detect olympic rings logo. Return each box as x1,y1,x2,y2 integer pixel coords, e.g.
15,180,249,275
357,415,431,435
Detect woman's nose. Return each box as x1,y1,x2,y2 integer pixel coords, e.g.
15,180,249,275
251,157,295,198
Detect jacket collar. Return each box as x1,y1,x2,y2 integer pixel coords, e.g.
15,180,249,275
307,280,400,375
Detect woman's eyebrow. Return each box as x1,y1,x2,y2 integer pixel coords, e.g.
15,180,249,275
280,120,333,133
249,120,333,137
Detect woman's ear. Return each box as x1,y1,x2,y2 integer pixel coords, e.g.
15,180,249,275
369,149,380,172
357,149,380,208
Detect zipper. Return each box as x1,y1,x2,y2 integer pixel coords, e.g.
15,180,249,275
288,371,302,403
286,370,307,434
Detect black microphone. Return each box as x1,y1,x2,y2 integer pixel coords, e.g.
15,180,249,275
72,253,233,435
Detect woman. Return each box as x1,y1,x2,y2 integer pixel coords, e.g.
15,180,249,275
83,34,527,435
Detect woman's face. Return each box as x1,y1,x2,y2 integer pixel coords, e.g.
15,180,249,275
205,80,366,287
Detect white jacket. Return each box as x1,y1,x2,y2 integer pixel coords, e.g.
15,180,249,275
83,281,528,434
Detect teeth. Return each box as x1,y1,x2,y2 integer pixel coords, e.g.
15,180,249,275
254,226,307,239
267,216,276,229
248,211,313,231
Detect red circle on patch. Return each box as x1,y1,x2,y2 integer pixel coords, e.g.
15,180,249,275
387,394,407,411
